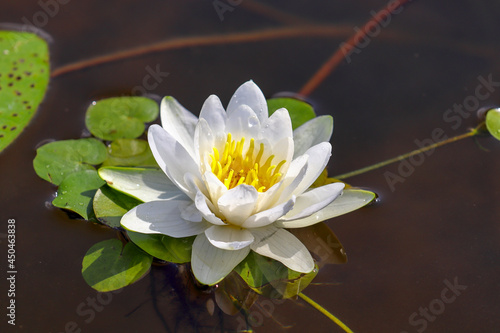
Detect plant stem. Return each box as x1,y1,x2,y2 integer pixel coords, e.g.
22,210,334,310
334,125,482,180
50,25,357,78
298,292,354,333
298,0,414,97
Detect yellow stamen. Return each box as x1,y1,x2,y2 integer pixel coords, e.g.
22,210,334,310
209,133,287,192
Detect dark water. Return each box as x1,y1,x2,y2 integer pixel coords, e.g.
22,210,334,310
1,1,500,332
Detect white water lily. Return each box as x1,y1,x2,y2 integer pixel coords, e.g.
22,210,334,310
102,81,374,285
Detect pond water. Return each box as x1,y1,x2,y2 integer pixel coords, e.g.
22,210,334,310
1,1,499,332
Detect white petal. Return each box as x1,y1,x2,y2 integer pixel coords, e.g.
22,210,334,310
270,154,308,208
199,94,227,135
241,196,295,228
289,142,332,197
160,96,198,159
205,225,254,250
194,118,216,173
194,191,226,225
98,167,188,202
275,188,376,228
227,80,268,124
225,104,261,140
261,108,293,147
268,136,293,177
203,171,228,203
180,202,202,222
218,185,258,226
121,200,210,237
293,116,333,158
148,125,201,198
250,227,314,273
191,233,250,285
281,182,345,221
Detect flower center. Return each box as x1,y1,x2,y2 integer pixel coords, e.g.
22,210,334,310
209,133,286,192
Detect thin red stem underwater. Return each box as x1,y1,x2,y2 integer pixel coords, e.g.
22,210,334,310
298,0,414,97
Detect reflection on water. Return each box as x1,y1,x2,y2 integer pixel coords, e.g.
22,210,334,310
1,1,499,332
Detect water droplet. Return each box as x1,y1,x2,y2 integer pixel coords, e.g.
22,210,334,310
78,203,84,206
248,116,259,127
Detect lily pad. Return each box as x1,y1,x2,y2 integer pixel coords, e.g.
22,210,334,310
0,30,50,153
486,108,500,141
127,231,194,263
102,138,157,167
82,239,152,292
33,138,107,185
52,169,106,220
93,185,142,229
85,97,159,141
267,98,316,130
235,252,318,299
288,222,347,267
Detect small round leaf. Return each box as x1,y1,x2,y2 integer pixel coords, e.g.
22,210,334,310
486,108,500,141
267,98,316,130
85,97,159,140
82,239,152,292
33,138,107,185
52,169,106,220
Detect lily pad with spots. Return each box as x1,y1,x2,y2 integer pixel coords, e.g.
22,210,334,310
0,30,50,153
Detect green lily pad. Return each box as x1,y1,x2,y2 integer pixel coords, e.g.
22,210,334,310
127,231,194,264
52,169,106,220
93,185,142,229
33,138,107,185
82,239,152,292
235,252,318,299
85,97,159,141
0,30,50,153
267,98,316,130
102,138,157,167
486,108,500,141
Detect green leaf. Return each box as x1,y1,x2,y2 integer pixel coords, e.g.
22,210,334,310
267,98,316,130
52,170,106,220
85,97,159,140
127,231,194,264
102,138,157,167
82,239,152,292
486,108,500,141
0,31,50,153
33,138,107,185
93,185,142,229
235,252,318,299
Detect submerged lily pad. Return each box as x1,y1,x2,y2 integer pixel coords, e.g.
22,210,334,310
288,222,347,267
267,98,316,130
235,252,318,299
33,138,107,185
93,185,142,229
0,30,50,153
486,108,500,141
82,239,152,292
102,138,157,167
127,231,194,263
85,97,159,141
52,169,106,220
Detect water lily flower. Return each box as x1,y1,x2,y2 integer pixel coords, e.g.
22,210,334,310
101,81,374,285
